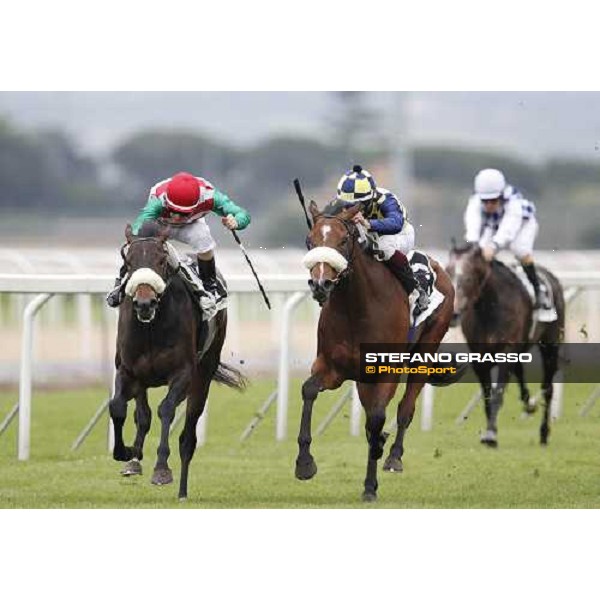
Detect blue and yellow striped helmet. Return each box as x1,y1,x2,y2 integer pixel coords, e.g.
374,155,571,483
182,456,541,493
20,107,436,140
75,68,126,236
336,165,377,203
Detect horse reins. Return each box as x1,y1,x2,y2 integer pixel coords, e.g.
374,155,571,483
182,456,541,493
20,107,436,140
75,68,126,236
121,237,173,298
310,215,359,286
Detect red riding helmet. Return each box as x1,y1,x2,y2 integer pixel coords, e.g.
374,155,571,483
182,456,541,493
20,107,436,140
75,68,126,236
165,172,201,213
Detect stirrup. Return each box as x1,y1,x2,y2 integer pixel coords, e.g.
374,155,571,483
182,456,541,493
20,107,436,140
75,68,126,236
414,289,430,315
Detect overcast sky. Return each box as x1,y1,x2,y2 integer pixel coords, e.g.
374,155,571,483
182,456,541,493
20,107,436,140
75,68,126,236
1,91,600,162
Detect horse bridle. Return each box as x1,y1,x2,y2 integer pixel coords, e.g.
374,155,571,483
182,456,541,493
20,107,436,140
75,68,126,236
120,237,174,298
307,215,359,286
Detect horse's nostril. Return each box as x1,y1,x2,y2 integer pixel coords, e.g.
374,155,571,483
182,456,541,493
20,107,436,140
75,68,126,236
323,280,335,291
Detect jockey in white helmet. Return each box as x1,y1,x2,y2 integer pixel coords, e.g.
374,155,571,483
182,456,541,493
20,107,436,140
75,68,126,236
464,168,543,308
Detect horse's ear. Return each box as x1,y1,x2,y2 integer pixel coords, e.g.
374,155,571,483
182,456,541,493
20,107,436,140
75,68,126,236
308,200,320,222
340,203,362,220
125,224,133,243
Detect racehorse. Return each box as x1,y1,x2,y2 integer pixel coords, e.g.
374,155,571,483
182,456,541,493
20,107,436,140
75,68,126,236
108,222,245,499
447,241,565,447
296,200,456,501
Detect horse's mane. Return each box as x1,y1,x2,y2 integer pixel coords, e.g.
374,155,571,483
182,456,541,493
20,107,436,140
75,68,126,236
322,200,352,217
137,220,165,238
490,258,525,288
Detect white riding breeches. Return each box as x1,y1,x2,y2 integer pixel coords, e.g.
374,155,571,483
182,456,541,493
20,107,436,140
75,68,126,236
372,222,416,261
168,218,216,254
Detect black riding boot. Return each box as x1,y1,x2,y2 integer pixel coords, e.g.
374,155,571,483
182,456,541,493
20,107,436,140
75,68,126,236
522,262,544,309
106,263,128,308
385,251,430,313
197,257,223,300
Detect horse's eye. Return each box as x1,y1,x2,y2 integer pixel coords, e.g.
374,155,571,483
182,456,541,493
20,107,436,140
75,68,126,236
305,236,313,250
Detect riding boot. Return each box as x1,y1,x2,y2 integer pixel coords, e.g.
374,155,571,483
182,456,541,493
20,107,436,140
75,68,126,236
106,263,128,308
385,251,430,313
197,257,224,302
522,262,544,309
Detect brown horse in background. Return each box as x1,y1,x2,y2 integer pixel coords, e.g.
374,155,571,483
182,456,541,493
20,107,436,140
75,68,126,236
447,242,565,447
108,222,245,499
296,201,456,501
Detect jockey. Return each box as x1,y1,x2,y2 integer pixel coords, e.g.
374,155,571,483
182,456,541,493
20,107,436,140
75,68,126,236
336,165,430,313
464,168,543,308
106,171,250,309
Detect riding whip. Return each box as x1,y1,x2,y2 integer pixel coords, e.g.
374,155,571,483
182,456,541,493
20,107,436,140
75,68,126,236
231,230,271,310
293,178,313,231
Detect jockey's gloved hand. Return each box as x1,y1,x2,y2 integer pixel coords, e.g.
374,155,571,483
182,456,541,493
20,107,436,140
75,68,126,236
482,246,496,262
222,215,238,230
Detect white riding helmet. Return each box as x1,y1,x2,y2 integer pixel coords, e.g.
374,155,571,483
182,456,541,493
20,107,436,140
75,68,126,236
474,168,506,200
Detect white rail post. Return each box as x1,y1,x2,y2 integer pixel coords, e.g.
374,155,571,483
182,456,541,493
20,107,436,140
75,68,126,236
276,291,308,441
551,380,564,420
18,293,52,460
196,400,208,447
420,384,435,431
350,383,361,436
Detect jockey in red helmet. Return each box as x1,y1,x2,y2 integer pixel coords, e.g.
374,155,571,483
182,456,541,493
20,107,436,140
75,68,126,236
106,171,251,309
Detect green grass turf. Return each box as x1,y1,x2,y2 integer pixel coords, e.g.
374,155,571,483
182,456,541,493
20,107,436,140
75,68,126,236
1,379,599,508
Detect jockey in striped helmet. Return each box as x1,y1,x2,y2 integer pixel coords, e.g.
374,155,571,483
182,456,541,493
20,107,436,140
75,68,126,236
337,165,430,313
106,171,251,310
464,168,543,308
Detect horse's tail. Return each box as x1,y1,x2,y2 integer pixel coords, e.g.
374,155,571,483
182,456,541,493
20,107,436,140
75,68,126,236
213,362,248,391
428,361,469,387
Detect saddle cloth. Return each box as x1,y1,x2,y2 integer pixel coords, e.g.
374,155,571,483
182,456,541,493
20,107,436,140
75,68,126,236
181,256,228,321
165,243,228,322
510,263,557,323
407,250,445,327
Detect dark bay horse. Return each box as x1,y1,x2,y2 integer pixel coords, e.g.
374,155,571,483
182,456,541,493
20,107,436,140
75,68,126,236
296,201,456,501
447,242,565,447
109,223,245,499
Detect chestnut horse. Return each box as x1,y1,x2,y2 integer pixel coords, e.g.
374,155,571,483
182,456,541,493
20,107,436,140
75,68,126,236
296,201,456,501
108,223,245,499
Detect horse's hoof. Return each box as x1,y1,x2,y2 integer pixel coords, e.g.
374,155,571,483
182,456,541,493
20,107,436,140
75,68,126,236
383,456,404,473
362,491,377,502
480,430,498,448
178,496,188,502
151,468,173,486
120,459,142,476
295,458,317,481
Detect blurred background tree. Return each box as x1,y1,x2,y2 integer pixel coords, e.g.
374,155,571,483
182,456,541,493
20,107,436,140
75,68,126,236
1,94,599,249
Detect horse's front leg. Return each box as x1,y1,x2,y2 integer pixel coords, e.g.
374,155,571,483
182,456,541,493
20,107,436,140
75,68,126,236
473,364,496,447
120,389,151,477
295,360,343,481
512,361,534,414
152,367,191,486
539,342,559,445
109,369,137,463
295,374,322,481
480,364,509,447
384,374,425,473
359,382,397,502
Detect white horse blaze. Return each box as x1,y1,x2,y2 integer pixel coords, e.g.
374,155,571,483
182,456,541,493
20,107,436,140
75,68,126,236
302,246,348,274
125,268,166,297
